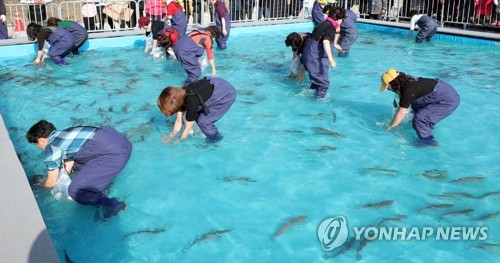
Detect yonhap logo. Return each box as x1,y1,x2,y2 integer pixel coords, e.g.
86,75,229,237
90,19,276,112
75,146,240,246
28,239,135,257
317,216,349,251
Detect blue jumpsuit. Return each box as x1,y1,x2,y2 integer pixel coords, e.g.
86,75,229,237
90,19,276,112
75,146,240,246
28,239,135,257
411,79,460,140
415,15,438,43
338,10,358,57
173,33,207,85
301,20,336,98
171,10,187,36
64,21,89,52
312,1,324,26
214,3,231,49
194,77,236,142
47,27,76,64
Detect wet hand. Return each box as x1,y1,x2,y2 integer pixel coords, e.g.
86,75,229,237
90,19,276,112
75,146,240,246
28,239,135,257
34,59,41,64
329,60,336,68
161,135,174,143
334,44,342,52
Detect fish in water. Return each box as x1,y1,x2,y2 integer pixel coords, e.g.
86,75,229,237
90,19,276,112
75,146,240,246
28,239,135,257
474,243,500,250
312,127,346,138
9,126,19,132
272,216,307,238
359,167,398,176
357,200,394,209
122,103,131,113
306,146,337,152
285,130,303,134
124,227,167,238
332,112,337,123
449,176,486,184
72,104,81,111
471,211,499,222
250,113,276,119
139,103,151,111
70,117,88,126
182,229,232,252
419,169,448,180
88,101,97,107
221,176,257,183
476,191,500,199
64,250,74,263
439,209,474,219
418,204,454,213
429,192,474,199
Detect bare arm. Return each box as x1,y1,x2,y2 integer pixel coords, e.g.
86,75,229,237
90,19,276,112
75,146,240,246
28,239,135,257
387,106,407,131
180,120,195,140
209,58,216,76
222,17,227,36
64,160,74,174
162,112,184,142
34,50,44,64
44,169,59,188
322,39,336,68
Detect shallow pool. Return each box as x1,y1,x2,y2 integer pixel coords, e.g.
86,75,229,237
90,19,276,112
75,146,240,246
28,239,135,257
0,23,499,262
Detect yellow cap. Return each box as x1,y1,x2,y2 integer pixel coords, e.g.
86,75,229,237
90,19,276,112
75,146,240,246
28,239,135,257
318,0,328,4
380,68,399,92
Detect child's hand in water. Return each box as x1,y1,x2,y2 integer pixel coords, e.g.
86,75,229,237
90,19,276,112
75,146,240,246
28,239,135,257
161,135,175,143
34,58,41,64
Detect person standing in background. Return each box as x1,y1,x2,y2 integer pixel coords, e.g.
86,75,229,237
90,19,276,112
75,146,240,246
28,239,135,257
0,0,8,39
20,0,54,25
211,0,230,49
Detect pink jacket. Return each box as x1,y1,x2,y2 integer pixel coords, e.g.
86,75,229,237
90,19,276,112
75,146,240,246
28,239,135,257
145,0,167,16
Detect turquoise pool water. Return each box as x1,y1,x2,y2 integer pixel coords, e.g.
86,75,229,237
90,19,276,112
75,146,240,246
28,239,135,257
0,23,499,262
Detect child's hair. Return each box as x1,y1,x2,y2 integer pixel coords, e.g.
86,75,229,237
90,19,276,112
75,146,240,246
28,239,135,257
26,23,43,41
26,120,56,143
389,72,413,93
285,32,302,51
204,25,221,38
158,35,173,49
157,87,187,117
46,17,62,27
323,3,333,14
409,10,419,18
326,6,347,20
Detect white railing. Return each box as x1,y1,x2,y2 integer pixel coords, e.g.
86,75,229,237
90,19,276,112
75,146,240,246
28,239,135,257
2,0,499,37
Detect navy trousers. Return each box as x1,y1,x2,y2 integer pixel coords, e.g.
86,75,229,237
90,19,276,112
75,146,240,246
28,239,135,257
68,126,132,205
196,77,236,139
411,79,460,138
215,12,231,49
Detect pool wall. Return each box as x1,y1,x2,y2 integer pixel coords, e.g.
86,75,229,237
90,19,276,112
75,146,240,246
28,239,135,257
0,20,498,262
0,114,59,262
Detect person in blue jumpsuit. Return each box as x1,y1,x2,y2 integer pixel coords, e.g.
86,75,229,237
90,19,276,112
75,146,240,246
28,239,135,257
157,77,236,143
338,9,358,57
167,0,188,36
27,120,132,218
211,0,231,49
47,17,88,55
312,0,328,26
301,6,346,99
409,10,438,43
0,0,8,40
380,69,460,144
27,23,76,65
173,26,220,86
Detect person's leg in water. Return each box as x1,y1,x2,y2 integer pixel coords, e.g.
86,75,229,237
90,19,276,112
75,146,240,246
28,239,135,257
411,79,460,145
196,77,236,143
68,127,132,218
